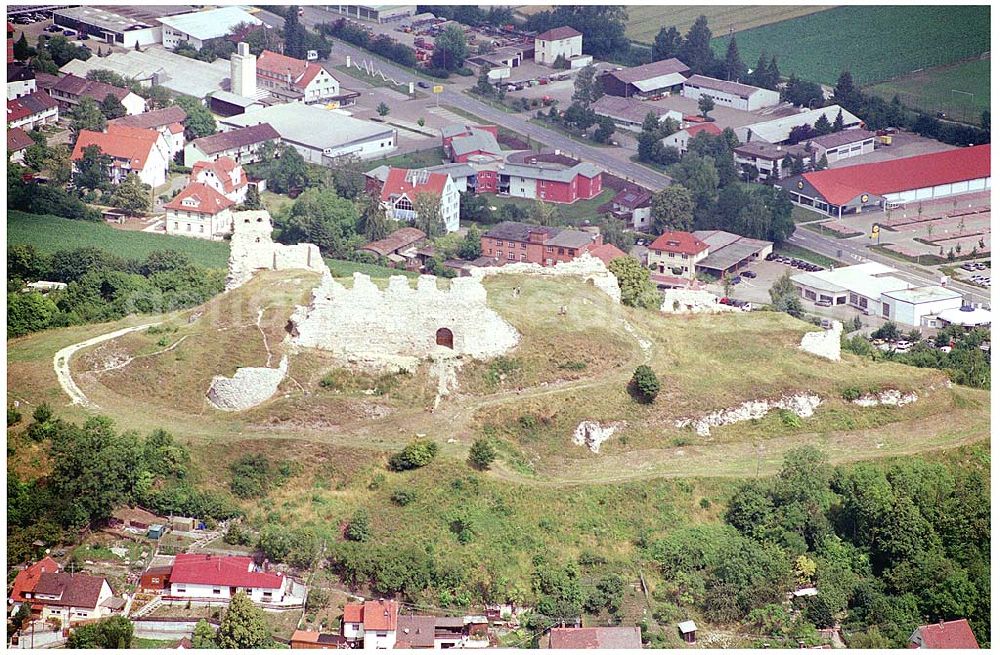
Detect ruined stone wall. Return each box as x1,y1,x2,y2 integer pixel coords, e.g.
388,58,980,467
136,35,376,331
226,210,326,290
471,253,622,304
288,272,520,361
207,355,288,411
799,320,843,361
660,289,739,314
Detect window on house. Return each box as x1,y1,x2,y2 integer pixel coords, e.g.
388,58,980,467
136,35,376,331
508,241,515,247
546,246,553,253
521,242,526,249
520,254,526,261
568,249,576,256
396,197,413,211
495,239,503,246
507,252,515,261
213,588,221,595
177,587,186,593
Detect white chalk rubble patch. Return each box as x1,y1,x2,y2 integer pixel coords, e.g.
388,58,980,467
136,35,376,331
675,394,823,437
852,389,918,407
799,321,843,361
660,289,739,314
572,421,622,453
207,355,288,411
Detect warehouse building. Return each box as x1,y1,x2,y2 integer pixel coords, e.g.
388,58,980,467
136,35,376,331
738,105,862,144
184,123,281,167
692,230,773,277
790,262,910,314
681,75,780,112
880,286,964,327
52,6,189,48
591,95,682,133
61,47,231,99
220,103,397,163
806,129,877,164
159,7,262,51
600,58,690,98
778,145,991,217
321,5,417,23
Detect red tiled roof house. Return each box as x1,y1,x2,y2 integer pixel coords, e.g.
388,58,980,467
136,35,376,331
548,626,643,649
908,619,980,649
24,572,116,626
71,128,169,188
341,599,399,649
648,231,710,282
166,554,304,607
662,121,722,153
9,557,60,613
7,126,33,164
257,50,342,104
164,183,235,239
481,221,603,266
380,167,461,233
109,105,188,160
7,91,58,130
190,156,250,203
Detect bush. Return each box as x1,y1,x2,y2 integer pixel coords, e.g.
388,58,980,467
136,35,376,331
841,386,862,402
630,365,660,403
388,439,439,471
390,488,416,506
8,406,23,427
345,508,372,542
467,438,497,470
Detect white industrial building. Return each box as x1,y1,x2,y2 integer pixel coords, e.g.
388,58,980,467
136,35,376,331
682,75,780,111
159,7,262,51
51,6,176,48
321,5,417,23
61,47,231,99
791,263,910,314
533,26,583,66
880,286,964,327
738,105,863,144
219,103,397,163
807,129,877,164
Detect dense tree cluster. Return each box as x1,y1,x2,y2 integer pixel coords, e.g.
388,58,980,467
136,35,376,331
7,243,224,338
319,19,418,68
523,7,631,61
417,6,514,28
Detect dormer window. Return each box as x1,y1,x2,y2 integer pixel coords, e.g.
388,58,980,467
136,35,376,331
182,198,198,207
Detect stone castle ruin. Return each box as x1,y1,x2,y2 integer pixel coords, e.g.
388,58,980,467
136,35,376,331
472,253,622,304
225,210,326,290
288,272,521,368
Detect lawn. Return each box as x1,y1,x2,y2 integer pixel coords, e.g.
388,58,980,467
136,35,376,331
624,5,832,44
334,64,417,97
8,211,407,279
711,6,991,86
775,243,841,268
529,118,615,149
367,146,446,170
479,189,615,226
866,58,991,126
440,105,537,148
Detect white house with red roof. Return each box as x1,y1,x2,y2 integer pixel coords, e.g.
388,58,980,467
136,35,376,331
190,156,250,204
166,554,304,607
648,231,710,284
106,124,172,178
380,167,461,233
662,122,723,154
7,91,59,130
71,128,168,187
164,183,235,239
341,599,399,649
109,105,188,161
256,50,341,104
24,571,117,625
9,556,60,615
534,26,582,66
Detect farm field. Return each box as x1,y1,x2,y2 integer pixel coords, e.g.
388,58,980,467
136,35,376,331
712,5,991,86
623,5,831,45
7,211,408,278
866,58,991,126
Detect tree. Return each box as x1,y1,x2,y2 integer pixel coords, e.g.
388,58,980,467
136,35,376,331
282,6,309,59
813,113,833,135
769,271,803,318
431,24,469,72
652,26,682,61
66,616,133,648
668,154,719,213
531,199,560,227
475,65,495,97
723,36,745,81
357,190,390,241
765,56,782,90
599,215,630,251
70,96,107,139
833,70,861,112
216,592,273,649
608,256,660,309
14,32,32,61
832,109,845,132
74,144,113,192
630,365,660,403
242,185,262,210
782,75,824,108
282,187,361,257
192,619,217,648
651,185,695,233
814,153,829,171
593,115,616,144
698,94,716,119
458,224,482,259
572,63,601,104
345,508,373,542
468,438,497,470
8,292,59,337
413,192,445,236
388,439,439,471
377,101,390,117
109,173,151,216
679,15,714,74
173,96,216,140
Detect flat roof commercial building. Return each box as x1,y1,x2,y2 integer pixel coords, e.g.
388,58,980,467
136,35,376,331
159,7,262,50
321,5,417,23
880,286,963,327
220,103,397,163
61,47,231,99
682,75,780,112
790,262,910,315
600,58,690,98
738,105,862,144
778,144,991,217
52,6,190,48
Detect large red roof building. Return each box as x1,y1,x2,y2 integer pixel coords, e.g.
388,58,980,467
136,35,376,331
908,619,980,649
71,128,169,188
781,144,991,217
10,556,60,606
256,50,344,104
160,554,302,607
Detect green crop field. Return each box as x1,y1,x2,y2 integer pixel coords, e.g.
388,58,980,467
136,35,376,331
623,5,831,45
866,58,991,126
711,5,991,86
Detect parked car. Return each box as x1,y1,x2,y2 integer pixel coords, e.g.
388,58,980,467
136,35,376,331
62,29,76,36
417,81,430,89
78,33,89,40
730,276,742,285
816,299,832,307
740,270,757,279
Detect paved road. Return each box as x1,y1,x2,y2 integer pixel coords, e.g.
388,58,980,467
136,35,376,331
299,7,673,190
788,227,991,306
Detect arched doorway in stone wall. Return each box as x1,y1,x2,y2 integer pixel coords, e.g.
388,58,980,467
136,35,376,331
435,327,454,349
